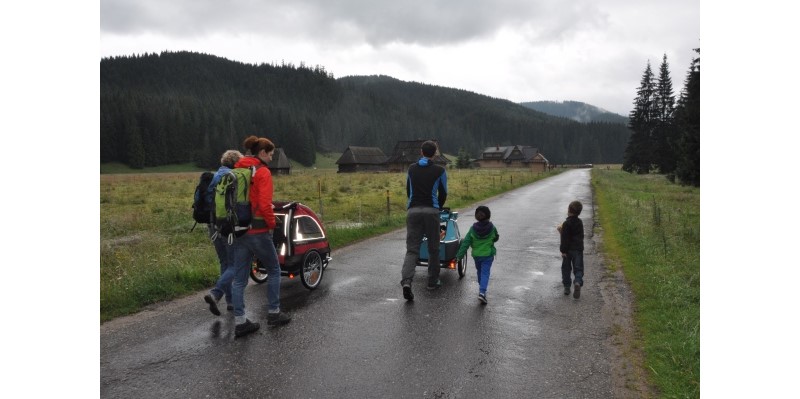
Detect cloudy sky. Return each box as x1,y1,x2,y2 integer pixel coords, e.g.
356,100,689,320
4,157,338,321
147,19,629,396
99,0,699,116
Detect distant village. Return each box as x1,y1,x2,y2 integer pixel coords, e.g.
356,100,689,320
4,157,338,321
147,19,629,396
267,139,551,175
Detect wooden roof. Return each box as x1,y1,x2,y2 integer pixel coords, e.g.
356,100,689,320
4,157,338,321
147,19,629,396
386,139,451,164
335,146,388,165
480,145,545,163
267,148,292,169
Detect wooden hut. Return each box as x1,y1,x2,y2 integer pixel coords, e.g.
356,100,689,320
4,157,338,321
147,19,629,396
267,148,292,175
474,145,549,172
335,146,388,173
385,139,451,172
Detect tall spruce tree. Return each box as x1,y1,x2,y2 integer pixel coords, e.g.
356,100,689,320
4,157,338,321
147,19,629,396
623,61,656,174
653,54,677,174
456,147,471,168
674,48,700,186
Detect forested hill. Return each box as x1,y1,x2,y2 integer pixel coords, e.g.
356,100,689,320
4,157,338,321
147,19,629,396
101,51,631,169
519,101,629,124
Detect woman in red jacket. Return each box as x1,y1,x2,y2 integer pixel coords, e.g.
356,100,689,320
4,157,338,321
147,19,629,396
227,135,291,337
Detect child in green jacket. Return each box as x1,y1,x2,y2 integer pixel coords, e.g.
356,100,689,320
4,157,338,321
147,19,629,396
456,205,499,304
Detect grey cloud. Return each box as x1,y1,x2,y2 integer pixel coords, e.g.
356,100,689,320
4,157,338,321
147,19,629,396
101,0,608,46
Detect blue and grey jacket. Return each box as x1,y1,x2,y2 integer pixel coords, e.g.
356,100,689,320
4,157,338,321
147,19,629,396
406,157,448,209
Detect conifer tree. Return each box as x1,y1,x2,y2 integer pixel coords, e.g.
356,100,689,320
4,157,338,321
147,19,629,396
674,48,700,186
653,54,678,174
623,61,656,174
456,147,471,169
124,121,145,169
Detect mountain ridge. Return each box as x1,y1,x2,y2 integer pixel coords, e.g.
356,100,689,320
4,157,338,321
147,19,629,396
519,100,628,124
100,51,631,168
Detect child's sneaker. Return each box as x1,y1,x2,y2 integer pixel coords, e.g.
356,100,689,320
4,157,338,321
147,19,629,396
478,293,487,304
573,283,581,299
564,286,571,296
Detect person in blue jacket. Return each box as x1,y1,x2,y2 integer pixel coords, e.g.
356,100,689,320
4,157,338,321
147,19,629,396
400,140,448,301
203,149,242,313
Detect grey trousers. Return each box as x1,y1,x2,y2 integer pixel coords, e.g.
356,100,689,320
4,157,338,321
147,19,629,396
401,206,441,286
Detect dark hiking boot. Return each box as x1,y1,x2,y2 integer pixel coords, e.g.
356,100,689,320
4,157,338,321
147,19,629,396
478,293,488,304
204,294,221,316
234,319,260,338
573,283,581,299
564,286,571,295
427,279,442,290
267,312,292,326
403,285,414,301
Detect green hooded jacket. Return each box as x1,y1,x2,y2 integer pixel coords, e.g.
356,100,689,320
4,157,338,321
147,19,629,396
456,221,499,259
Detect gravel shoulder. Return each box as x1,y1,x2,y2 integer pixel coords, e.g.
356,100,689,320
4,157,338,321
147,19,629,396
592,206,656,398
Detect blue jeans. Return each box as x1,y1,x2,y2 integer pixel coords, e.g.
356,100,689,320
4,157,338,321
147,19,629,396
212,244,249,319
233,231,282,313
401,207,441,286
561,250,584,287
474,256,494,295
208,225,233,303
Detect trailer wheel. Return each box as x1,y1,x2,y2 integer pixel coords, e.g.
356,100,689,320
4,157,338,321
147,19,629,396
249,258,269,284
300,250,324,290
457,256,467,278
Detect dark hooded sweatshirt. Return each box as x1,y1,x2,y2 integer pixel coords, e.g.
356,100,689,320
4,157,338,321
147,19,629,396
559,215,584,253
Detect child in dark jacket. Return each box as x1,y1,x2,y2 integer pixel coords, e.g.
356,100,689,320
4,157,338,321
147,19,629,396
558,200,585,298
456,206,499,304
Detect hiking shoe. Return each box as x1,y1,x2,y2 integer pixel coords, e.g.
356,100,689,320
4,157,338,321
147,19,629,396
267,312,292,326
426,279,442,290
478,293,487,304
204,294,221,316
403,285,414,301
234,319,260,338
564,286,571,295
573,283,581,299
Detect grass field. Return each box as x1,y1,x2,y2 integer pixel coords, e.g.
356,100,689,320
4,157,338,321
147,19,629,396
100,166,562,322
592,169,700,398
101,151,372,174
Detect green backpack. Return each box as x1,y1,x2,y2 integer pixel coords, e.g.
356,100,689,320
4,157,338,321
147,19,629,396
212,166,257,244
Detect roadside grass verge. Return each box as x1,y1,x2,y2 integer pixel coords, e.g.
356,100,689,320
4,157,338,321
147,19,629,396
101,167,563,322
592,169,700,398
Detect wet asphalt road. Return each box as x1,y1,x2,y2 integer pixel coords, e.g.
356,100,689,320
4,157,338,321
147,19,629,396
101,168,611,398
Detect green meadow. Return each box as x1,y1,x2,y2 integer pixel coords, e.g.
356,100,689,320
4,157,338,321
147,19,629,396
592,168,700,398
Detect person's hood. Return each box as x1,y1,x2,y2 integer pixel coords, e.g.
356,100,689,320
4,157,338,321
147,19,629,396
417,157,431,166
235,156,262,168
472,220,494,237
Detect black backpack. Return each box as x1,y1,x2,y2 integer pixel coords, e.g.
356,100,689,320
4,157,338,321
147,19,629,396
190,171,215,231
